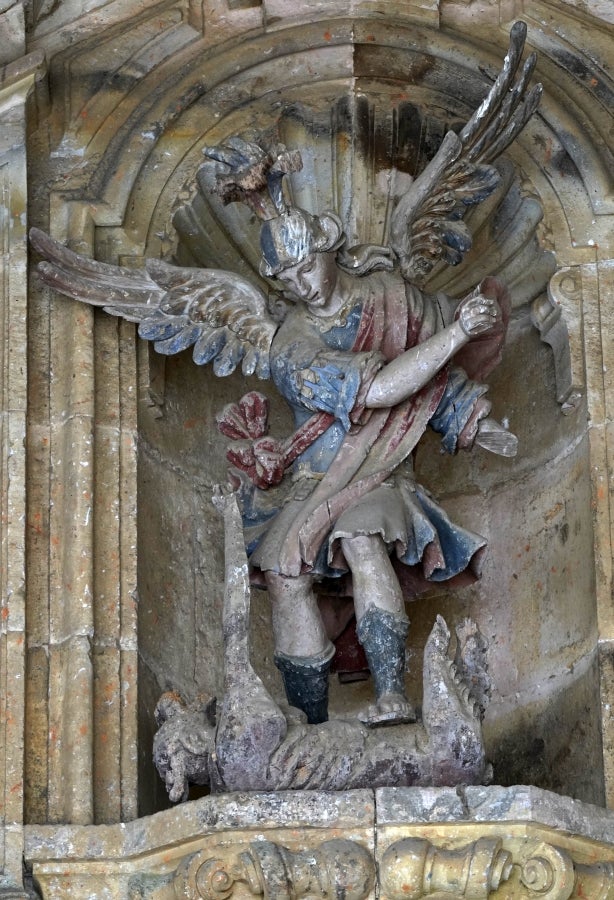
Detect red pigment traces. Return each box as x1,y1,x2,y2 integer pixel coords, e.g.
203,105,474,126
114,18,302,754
323,30,332,41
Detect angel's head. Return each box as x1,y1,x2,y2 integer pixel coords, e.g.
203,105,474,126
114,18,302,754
259,208,345,310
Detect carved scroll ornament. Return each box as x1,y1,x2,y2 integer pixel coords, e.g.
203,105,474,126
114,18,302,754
173,839,375,900
171,835,614,900
380,837,513,898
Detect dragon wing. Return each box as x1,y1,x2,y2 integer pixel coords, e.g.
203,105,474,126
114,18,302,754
390,21,542,282
30,228,278,379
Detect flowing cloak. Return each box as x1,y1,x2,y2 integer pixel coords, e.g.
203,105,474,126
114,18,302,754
246,270,509,583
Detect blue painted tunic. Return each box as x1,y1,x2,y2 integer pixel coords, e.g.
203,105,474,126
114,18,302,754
246,271,488,582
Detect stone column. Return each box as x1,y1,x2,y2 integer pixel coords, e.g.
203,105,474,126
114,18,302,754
25,203,139,827
547,258,614,804
0,8,44,891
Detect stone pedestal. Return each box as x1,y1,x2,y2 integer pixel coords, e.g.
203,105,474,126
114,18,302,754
24,787,614,898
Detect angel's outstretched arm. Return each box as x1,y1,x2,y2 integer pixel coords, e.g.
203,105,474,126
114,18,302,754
365,293,499,408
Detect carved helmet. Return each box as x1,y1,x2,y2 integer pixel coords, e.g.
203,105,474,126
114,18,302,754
259,207,344,277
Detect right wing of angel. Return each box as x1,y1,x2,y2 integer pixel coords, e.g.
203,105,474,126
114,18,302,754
30,228,278,378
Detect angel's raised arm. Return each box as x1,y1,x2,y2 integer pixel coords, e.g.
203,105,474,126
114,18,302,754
30,228,278,379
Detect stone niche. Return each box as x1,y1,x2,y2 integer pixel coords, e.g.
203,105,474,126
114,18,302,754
0,0,613,896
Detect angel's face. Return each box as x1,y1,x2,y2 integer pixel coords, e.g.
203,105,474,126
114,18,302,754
276,251,339,313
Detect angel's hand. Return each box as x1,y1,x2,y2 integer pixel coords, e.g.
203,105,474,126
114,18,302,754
294,367,317,401
293,364,356,431
294,365,344,409
457,294,501,338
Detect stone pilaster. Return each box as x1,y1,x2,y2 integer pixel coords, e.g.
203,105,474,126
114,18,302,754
0,25,45,894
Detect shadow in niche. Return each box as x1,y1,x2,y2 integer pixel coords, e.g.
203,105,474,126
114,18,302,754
487,652,604,805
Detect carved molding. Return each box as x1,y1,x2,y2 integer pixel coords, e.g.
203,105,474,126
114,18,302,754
174,839,375,900
170,835,614,900
380,837,513,898
532,268,584,414
0,41,45,894
23,785,614,899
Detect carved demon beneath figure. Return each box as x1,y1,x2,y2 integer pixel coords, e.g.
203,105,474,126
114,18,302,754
32,22,542,790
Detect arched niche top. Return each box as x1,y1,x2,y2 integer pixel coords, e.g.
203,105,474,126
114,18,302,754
44,13,611,270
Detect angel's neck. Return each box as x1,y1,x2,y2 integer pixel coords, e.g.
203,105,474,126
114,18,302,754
306,269,354,319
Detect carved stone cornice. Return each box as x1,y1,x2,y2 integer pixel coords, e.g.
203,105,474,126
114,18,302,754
172,836,614,900
23,787,614,899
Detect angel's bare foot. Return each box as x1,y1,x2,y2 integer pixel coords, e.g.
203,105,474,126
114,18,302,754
358,692,416,727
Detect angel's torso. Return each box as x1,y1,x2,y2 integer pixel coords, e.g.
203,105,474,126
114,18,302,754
268,269,441,475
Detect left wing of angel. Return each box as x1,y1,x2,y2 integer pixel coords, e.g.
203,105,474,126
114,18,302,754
390,21,542,282
30,228,278,378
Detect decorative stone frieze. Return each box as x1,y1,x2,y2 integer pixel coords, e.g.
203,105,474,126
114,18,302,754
23,787,614,899
175,839,375,900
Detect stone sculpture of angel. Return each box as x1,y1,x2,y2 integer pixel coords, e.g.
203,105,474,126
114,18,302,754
31,22,541,730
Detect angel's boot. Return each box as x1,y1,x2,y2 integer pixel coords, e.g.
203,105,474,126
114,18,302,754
274,645,334,724
356,606,416,726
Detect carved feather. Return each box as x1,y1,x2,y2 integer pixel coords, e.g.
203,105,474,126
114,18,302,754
30,228,278,378
390,21,542,282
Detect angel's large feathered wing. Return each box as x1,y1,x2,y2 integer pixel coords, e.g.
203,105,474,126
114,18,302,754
30,228,278,379
390,21,542,282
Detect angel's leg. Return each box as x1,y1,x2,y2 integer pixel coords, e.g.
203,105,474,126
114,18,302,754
341,534,416,726
265,571,334,724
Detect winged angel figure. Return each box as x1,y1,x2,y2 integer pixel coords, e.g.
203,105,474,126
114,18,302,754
32,23,541,729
